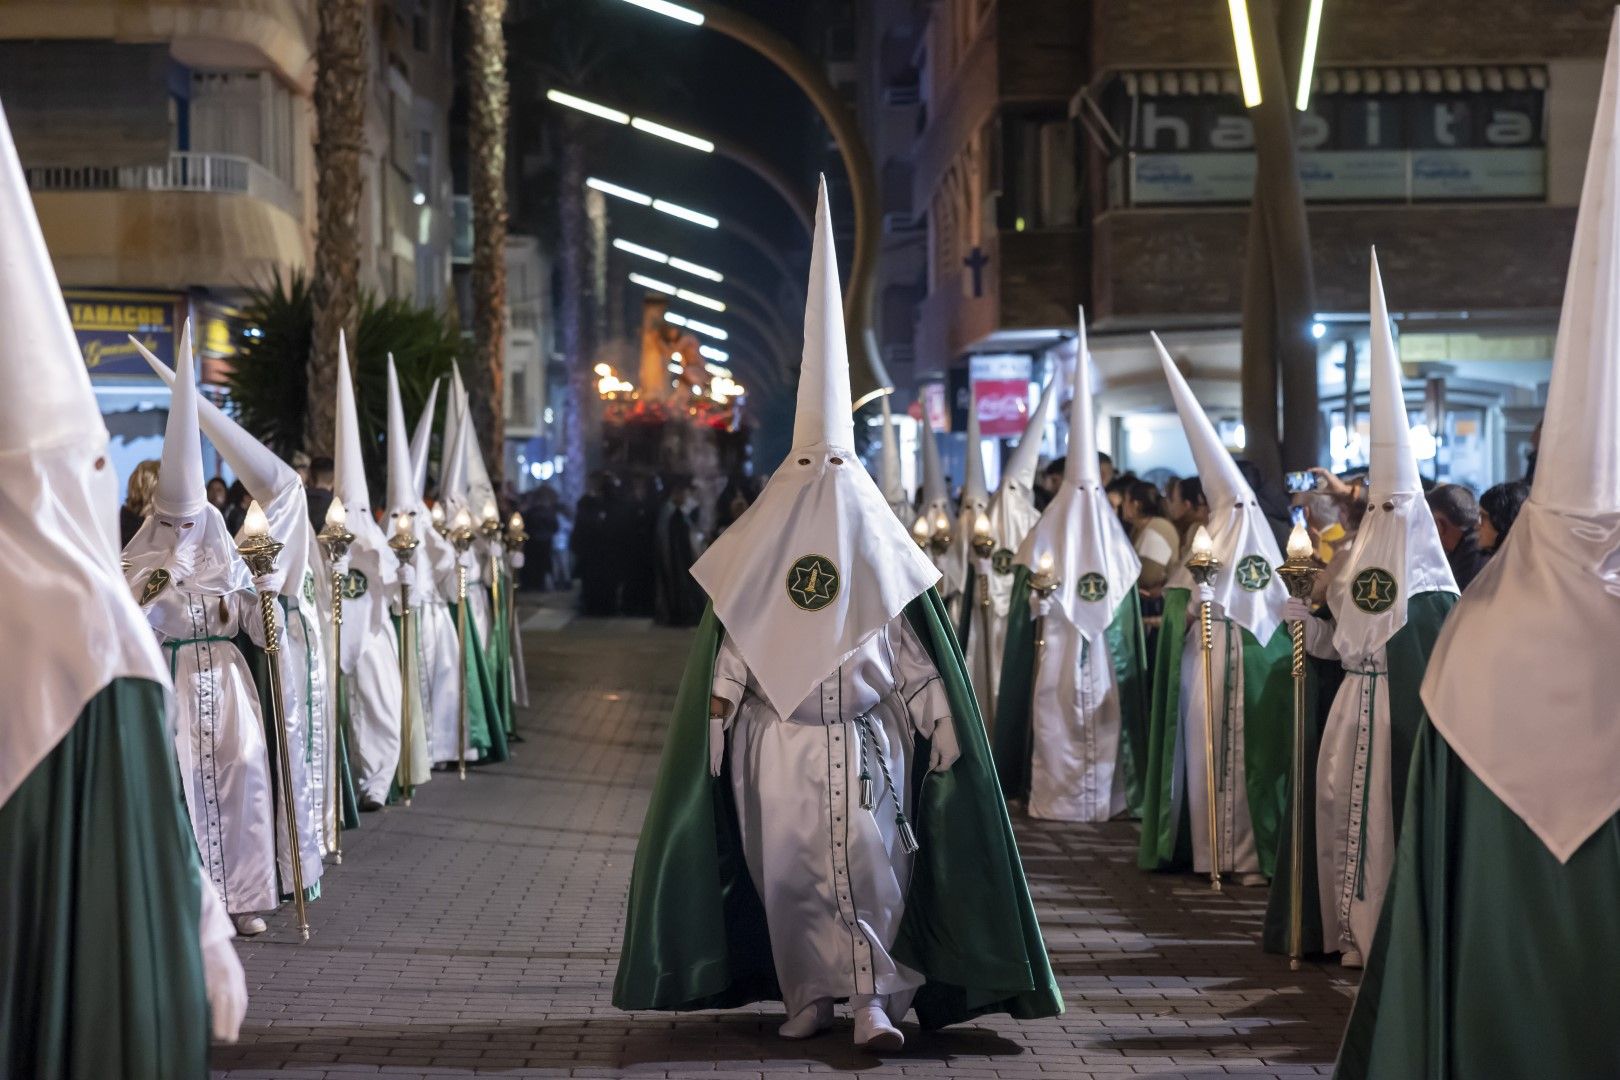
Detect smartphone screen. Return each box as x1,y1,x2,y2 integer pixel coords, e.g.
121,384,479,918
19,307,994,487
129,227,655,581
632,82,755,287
1285,470,1317,494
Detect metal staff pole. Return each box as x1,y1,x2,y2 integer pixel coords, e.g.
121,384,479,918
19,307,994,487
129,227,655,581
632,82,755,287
388,513,421,806
1185,526,1225,892
970,511,997,730
1028,552,1061,786
237,502,310,940
316,499,354,864
449,507,477,780
1277,524,1322,970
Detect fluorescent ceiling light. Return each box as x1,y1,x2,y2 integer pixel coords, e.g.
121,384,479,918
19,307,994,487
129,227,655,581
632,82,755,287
1296,0,1325,111
668,256,723,282
630,117,715,153
700,348,730,365
675,288,725,312
587,177,652,205
664,312,728,340
1226,0,1263,108
613,238,668,263
653,199,719,228
629,272,677,295
546,90,630,124
616,0,705,26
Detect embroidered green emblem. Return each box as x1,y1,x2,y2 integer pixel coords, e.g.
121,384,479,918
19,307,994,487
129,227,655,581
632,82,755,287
786,554,839,612
1352,567,1398,614
342,569,368,600
1235,554,1274,592
1075,571,1109,603
302,569,317,606
139,568,171,606
991,548,1015,576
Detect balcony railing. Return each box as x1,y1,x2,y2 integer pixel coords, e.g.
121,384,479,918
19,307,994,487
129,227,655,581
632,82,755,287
24,152,300,218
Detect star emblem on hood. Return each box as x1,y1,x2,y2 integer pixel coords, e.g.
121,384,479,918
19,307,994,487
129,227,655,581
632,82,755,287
1075,571,1109,603
786,554,840,612
1352,567,1398,614
1235,555,1273,592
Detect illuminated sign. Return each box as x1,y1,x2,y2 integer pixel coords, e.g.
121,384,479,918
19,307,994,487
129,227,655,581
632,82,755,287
64,290,183,377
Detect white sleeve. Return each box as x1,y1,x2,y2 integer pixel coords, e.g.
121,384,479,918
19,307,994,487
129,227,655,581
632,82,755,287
1303,613,1339,660
1136,525,1175,568
709,636,750,777
196,874,247,1042
893,620,951,740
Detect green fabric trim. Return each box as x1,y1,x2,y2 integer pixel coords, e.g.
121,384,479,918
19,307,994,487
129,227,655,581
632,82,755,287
1261,641,1332,956
457,601,510,764
1335,720,1620,1080
955,563,976,648
1138,588,1192,870
612,593,1063,1029
1240,621,1294,878
0,678,211,1079
483,568,514,737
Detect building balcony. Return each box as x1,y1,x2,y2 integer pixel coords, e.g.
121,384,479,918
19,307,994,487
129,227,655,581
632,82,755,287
27,152,308,291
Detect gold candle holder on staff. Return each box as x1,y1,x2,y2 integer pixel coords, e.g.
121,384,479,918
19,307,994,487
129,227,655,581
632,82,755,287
505,511,528,693
970,510,996,730
1028,551,1061,784
1276,523,1322,972
911,514,932,551
1184,525,1225,893
928,509,952,556
430,501,447,537
388,512,421,807
480,498,503,622
316,497,354,865
237,501,310,941
449,507,477,780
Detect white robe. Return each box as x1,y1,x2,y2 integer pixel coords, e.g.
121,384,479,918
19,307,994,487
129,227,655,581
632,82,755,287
709,617,952,1017
1025,609,1128,822
148,586,278,915
1307,624,1394,959
1176,598,1264,877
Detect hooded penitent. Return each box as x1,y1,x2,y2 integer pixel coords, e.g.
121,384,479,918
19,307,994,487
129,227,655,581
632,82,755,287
385,356,436,786
691,180,941,720
615,176,1060,1032
1153,332,1287,642
1297,253,1457,965
940,391,990,606
333,333,405,806
916,407,951,560
877,393,909,521
135,334,333,878
0,95,244,1070
1334,20,1620,1077
991,314,1146,822
409,376,442,500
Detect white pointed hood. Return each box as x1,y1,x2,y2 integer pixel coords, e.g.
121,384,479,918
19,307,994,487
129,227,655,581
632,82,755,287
385,356,418,518
452,365,499,524
941,389,991,596
151,320,206,516
690,177,940,718
917,407,951,538
1329,252,1456,661
332,329,398,633
1154,331,1285,642
441,393,470,510
1423,12,1620,864
123,320,252,599
0,96,167,807
983,376,1057,617
334,330,373,517
877,394,908,519
410,377,441,499
1017,316,1140,640
133,335,313,600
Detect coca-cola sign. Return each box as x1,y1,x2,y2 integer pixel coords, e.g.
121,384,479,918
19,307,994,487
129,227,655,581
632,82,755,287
970,354,1034,438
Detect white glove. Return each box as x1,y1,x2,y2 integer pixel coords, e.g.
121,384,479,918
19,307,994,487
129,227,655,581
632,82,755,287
398,561,417,592
196,879,247,1043
332,553,351,578
1196,583,1215,606
1032,594,1052,619
1283,596,1312,623
251,569,287,596
975,556,993,576
510,552,526,570
929,715,961,772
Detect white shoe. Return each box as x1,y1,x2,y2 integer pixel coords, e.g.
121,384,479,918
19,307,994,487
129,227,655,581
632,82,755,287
1236,872,1269,887
1341,950,1364,969
232,914,267,937
777,999,833,1040
853,1003,904,1052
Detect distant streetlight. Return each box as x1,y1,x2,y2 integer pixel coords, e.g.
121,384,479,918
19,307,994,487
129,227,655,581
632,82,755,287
587,177,719,228
546,89,715,152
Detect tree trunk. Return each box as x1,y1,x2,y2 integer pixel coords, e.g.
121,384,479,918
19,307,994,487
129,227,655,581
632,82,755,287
309,0,368,458
558,132,591,507
467,0,510,489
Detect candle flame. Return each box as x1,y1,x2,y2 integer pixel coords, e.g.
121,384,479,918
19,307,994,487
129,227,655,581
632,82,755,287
1191,525,1214,557
325,495,347,528
395,511,415,540
509,511,525,532
452,506,473,532
430,502,445,526
1038,550,1054,574
912,515,931,541
1286,521,1312,560
243,499,270,538
974,510,991,538
481,498,498,525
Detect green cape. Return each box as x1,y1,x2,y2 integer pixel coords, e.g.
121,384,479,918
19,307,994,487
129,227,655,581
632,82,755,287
992,565,1149,815
612,590,1063,1029
1,678,211,1079
484,568,514,738
1263,591,1454,956
1136,587,1293,875
1335,721,1620,1079
457,599,510,764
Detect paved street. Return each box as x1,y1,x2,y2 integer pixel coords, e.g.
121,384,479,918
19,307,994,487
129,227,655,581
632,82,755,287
215,611,1356,1080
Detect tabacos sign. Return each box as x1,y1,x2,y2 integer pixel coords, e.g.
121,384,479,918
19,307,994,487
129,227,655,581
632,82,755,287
64,290,184,377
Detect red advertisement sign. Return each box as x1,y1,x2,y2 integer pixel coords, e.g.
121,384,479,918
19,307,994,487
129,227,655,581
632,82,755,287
973,379,1031,437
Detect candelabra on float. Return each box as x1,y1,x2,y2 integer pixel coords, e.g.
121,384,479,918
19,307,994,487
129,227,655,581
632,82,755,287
388,512,420,806
316,497,354,864
1184,525,1224,892
237,500,310,940
1276,522,1321,970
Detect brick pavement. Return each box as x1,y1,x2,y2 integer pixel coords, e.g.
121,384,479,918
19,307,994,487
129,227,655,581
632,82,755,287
215,612,1356,1080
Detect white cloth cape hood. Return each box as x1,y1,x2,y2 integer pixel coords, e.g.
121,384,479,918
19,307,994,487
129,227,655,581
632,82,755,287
1154,332,1286,643
691,177,940,718
0,97,168,806
1423,12,1620,863
1016,315,1140,640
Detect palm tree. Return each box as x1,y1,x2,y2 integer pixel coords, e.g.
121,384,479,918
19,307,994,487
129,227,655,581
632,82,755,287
466,0,510,488
309,0,368,457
